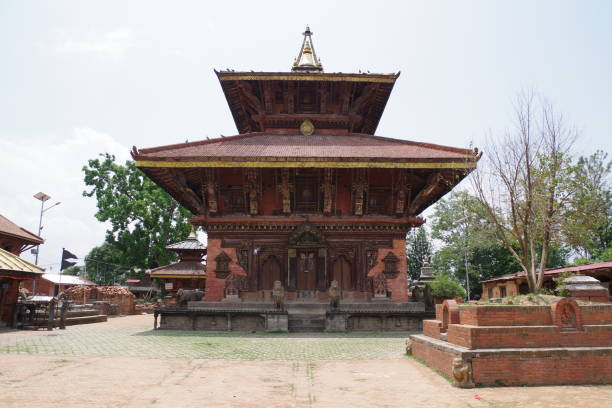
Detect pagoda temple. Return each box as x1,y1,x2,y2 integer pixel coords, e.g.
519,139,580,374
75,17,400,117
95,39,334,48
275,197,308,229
133,27,478,309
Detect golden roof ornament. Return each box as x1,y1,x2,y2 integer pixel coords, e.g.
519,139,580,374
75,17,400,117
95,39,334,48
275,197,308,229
292,26,323,72
300,119,315,136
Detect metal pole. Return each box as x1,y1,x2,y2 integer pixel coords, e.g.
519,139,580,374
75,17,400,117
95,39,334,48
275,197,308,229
32,199,45,294
35,198,43,265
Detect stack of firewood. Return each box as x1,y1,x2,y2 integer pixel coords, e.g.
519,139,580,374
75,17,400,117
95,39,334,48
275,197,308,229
96,286,135,297
65,285,94,303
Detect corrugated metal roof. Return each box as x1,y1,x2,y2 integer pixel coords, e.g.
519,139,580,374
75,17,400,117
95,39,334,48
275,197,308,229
481,262,612,283
41,273,96,286
0,248,44,274
166,237,205,251
135,133,475,162
0,214,44,244
150,262,206,277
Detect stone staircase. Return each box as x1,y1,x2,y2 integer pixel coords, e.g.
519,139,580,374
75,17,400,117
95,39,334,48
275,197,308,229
286,302,327,332
65,305,108,325
27,304,107,328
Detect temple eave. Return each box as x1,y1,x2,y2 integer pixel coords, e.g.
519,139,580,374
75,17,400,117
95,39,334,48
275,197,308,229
136,159,476,169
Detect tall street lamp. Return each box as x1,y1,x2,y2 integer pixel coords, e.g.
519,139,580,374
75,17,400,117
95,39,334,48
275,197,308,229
32,192,60,293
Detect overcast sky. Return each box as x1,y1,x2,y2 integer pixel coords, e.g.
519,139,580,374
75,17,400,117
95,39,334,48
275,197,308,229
1,1,610,269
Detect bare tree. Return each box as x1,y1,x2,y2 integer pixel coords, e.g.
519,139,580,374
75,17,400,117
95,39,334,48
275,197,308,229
471,91,576,292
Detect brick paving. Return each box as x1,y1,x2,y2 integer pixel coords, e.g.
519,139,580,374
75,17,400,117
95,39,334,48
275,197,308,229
0,314,409,360
2,315,612,408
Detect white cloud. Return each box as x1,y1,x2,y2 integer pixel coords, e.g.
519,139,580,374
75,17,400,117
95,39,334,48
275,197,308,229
0,128,130,269
57,28,134,58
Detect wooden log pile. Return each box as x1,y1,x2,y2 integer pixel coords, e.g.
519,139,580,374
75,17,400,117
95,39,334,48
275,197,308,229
95,286,136,315
65,285,94,303
64,285,136,315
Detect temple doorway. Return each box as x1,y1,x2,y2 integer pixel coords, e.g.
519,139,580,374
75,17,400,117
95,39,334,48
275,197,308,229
332,256,352,291
296,250,317,291
259,255,281,290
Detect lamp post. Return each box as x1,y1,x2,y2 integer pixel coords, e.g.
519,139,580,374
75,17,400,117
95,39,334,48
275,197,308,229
32,192,60,294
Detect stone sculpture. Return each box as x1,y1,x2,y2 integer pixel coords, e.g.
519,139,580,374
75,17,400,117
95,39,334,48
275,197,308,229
405,338,413,355
272,280,285,310
176,288,204,306
328,280,340,309
451,358,473,387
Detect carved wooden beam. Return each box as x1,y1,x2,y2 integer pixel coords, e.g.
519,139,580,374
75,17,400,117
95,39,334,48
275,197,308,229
349,84,379,116
167,169,206,213
237,82,265,131
408,172,443,215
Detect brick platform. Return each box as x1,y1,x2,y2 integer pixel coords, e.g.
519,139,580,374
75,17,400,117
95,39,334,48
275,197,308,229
409,298,612,387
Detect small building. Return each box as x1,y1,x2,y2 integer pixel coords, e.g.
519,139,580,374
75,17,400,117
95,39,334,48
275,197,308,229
149,229,206,295
24,273,96,297
0,214,44,256
0,214,45,327
124,277,161,299
0,248,44,326
481,261,612,300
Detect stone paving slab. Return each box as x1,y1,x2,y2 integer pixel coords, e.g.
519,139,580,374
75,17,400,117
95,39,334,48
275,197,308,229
0,314,411,360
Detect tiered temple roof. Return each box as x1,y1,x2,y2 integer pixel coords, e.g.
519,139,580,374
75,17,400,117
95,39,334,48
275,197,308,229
132,27,479,219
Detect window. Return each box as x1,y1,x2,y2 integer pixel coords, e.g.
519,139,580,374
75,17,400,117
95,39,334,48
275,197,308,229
499,286,507,298
295,175,318,213
487,287,493,300
367,188,390,214
221,187,245,213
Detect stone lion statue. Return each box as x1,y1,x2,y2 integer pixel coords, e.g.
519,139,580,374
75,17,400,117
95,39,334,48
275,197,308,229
451,357,473,387
328,280,340,309
272,280,285,310
176,289,204,306
405,339,413,355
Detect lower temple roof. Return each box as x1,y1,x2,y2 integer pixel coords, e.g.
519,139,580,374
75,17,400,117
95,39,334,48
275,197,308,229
133,133,478,168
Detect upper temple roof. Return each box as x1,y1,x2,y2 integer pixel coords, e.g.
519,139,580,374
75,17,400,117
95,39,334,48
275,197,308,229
215,26,399,136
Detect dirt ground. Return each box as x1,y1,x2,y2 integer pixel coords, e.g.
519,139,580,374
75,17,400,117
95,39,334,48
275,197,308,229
1,316,611,408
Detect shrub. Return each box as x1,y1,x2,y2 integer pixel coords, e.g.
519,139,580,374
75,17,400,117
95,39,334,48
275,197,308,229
554,271,576,297
430,275,466,299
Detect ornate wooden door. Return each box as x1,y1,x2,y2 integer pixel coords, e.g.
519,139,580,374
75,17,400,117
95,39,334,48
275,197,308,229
259,255,281,290
332,256,352,291
296,250,317,290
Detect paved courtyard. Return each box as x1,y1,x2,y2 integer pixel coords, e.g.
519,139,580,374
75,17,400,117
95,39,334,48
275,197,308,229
1,315,611,408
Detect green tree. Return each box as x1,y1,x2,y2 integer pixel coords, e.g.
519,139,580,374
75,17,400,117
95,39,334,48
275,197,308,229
406,226,432,281
562,150,611,260
430,275,466,299
83,243,130,285
472,92,576,292
430,191,521,298
62,265,84,276
82,153,192,277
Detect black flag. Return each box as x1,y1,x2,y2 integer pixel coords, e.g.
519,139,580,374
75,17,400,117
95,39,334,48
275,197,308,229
61,248,78,271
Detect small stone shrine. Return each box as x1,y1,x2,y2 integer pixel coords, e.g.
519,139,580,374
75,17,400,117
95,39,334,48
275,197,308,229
408,294,612,387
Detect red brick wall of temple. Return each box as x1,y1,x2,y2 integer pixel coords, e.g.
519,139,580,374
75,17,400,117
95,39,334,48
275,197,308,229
204,238,245,301
367,239,409,302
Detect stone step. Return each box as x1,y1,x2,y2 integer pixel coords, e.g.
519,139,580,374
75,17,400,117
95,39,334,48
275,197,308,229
65,315,108,325
288,314,326,332
66,309,100,318
28,314,108,327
